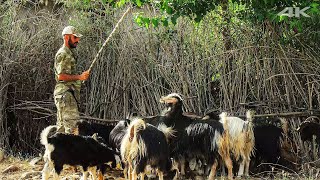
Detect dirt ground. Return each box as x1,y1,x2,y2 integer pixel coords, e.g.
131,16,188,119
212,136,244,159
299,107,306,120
0,155,301,180
0,155,125,180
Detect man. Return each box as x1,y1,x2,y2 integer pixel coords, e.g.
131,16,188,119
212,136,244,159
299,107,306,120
54,26,90,133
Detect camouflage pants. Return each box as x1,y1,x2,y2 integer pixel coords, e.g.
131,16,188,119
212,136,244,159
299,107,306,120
54,91,79,133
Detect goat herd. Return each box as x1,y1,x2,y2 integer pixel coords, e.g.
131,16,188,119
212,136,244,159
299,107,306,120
39,93,320,180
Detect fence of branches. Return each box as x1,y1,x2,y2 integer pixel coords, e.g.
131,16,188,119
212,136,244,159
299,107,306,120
0,2,319,174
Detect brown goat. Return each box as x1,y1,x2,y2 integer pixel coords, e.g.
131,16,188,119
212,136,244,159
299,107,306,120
219,111,255,177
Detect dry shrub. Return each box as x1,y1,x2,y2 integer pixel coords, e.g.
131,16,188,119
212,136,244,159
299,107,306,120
0,1,65,155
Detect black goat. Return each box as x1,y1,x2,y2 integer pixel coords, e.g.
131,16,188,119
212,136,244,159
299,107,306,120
179,119,226,179
297,120,320,144
75,120,118,179
110,118,168,179
40,125,117,180
251,121,298,174
252,124,283,172
109,119,131,152
120,119,174,180
158,93,233,180
76,120,115,144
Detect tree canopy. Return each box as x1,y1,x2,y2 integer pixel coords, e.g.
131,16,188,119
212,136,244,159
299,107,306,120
71,0,319,32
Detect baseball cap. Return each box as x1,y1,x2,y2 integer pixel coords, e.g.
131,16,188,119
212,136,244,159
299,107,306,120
62,26,83,37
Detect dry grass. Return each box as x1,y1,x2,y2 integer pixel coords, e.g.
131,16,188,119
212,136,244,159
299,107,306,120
0,155,319,180
0,156,35,180
0,155,126,180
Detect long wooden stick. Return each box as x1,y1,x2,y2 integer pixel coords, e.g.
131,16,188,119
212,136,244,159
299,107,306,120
88,7,131,72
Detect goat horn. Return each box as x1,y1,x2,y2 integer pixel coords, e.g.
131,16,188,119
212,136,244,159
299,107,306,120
304,116,320,123
297,120,312,132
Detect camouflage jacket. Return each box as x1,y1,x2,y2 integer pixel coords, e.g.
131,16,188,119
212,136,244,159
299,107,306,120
54,45,81,101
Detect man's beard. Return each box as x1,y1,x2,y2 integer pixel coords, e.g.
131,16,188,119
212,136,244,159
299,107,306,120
68,39,77,48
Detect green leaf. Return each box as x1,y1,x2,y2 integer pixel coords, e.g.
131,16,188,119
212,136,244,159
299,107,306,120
116,0,126,7
289,20,303,33
296,21,303,32
162,18,169,27
279,15,288,22
161,0,168,11
270,0,275,6
166,6,174,15
310,2,319,8
194,14,202,22
134,16,144,27
289,20,297,29
143,17,151,28
257,13,264,21
211,73,221,81
136,0,142,7
309,3,320,14
83,0,90,5
263,0,268,6
268,12,278,22
151,18,159,28
171,14,180,25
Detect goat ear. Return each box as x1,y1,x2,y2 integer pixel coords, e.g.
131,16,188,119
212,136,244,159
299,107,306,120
92,133,98,140
129,126,134,142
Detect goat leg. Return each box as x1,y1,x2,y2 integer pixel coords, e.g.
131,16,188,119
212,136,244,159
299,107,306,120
141,172,145,180
98,170,104,180
132,170,138,180
180,157,186,175
158,171,164,180
81,171,89,180
237,161,245,177
41,162,51,180
224,155,233,180
208,159,218,180
244,159,250,177
172,159,180,180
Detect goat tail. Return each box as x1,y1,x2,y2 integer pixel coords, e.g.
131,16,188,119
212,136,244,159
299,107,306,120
120,119,147,162
245,110,255,157
280,118,289,136
157,123,176,143
40,125,58,146
246,110,254,123
129,119,146,141
246,110,255,132
279,118,290,150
